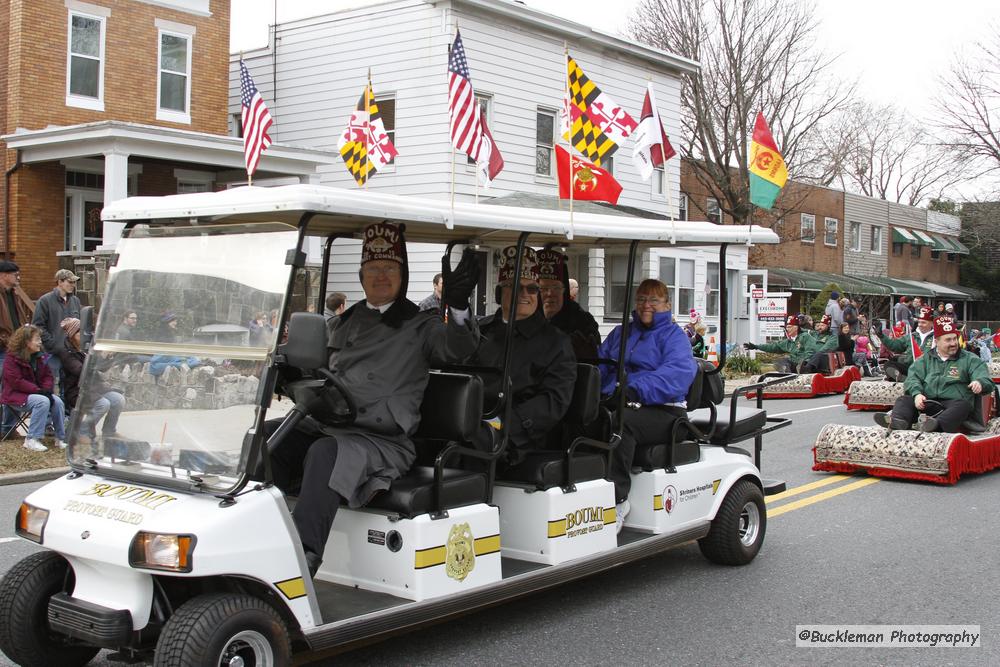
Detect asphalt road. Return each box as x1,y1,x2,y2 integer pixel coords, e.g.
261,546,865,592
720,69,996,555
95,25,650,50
0,392,997,666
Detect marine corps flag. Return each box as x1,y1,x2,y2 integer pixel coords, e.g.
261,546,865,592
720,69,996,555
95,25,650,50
337,82,398,186
748,111,788,209
561,55,637,167
555,146,622,205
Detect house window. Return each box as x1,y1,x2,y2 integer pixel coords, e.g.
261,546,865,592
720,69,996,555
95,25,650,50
231,112,243,138
706,197,722,224
892,242,904,256
824,217,838,246
658,257,676,305
800,213,815,243
677,258,695,313
467,94,491,165
947,253,956,263
535,109,556,176
911,243,922,259
66,8,107,110
157,26,193,123
870,226,882,254
677,193,687,221
930,249,941,262
602,156,614,175
706,261,720,317
605,254,642,318
376,95,396,165
652,166,665,198
849,222,861,251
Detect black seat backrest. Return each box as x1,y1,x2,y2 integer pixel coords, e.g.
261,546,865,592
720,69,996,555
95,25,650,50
687,359,723,409
565,363,601,426
415,372,484,442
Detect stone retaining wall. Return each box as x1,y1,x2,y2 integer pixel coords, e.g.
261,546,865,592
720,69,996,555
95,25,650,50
105,362,260,412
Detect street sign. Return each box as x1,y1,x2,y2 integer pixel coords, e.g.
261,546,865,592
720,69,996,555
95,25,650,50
751,288,764,299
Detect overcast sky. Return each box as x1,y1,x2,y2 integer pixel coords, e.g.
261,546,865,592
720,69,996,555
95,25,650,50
231,0,999,119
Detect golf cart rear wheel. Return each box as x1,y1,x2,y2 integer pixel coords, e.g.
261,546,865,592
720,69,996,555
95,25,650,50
153,593,290,667
698,479,766,566
0,551,100,667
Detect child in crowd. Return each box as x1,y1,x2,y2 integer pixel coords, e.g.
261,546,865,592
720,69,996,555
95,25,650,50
853,334,874,377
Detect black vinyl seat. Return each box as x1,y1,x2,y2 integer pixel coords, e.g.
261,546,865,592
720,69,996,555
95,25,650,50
366,371,488,519
630,359,712,469
496,363,608,490
688,406,767,444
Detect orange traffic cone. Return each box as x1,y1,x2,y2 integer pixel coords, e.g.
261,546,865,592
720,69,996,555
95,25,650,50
707,336,719,367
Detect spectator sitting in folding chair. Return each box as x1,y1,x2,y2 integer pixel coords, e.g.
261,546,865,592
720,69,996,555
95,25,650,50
58,318,125,442
2,325,66,451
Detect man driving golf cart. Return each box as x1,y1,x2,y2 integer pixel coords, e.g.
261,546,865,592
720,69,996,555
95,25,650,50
262,222,480,576
744,315,817,374
874,317,994,433
877,306,936,381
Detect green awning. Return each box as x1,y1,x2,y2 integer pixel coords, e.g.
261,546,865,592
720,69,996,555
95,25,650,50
892,227,918,244
946,237,970,255
911,230,935,246
928,234,953,252
765,268,893,296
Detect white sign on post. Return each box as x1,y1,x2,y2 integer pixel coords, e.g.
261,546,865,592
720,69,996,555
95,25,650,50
757,296,788,338
751,288,764,299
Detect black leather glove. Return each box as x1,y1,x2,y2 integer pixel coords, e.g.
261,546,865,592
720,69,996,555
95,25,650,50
442,248,480,311
744,342,757,350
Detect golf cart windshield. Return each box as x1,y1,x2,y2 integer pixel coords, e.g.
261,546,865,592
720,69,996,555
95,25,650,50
67,222,299,494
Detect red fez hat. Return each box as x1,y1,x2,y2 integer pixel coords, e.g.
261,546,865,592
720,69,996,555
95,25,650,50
786,315,799,326
917,307,934,322
498,246,539,285
535,249,568,283
934,317,958,338
361,222,405,265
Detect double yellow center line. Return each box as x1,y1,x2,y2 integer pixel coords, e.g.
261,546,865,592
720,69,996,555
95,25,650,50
766,475,881,518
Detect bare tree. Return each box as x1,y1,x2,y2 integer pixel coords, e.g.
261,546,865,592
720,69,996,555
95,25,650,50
934,25,1000,193
628,0,853,225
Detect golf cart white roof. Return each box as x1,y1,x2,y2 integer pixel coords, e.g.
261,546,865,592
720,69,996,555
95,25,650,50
102,184,779,247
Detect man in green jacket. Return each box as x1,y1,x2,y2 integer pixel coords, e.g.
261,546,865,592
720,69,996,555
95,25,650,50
878,306,935,381
875,317,995,432
802,314,840,373
744,315,817,374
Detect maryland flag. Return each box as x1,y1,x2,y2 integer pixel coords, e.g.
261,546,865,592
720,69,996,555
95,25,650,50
561,56,637,167
337,83,398,186
748,111,788,209
555,146,622,204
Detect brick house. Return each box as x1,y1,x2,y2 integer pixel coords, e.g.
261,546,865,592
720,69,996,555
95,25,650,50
680,158,977,319
0,0,332,298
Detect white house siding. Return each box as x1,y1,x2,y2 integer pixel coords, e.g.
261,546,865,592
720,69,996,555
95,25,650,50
887,202,926,230
843,193,889,278
927,210,961,235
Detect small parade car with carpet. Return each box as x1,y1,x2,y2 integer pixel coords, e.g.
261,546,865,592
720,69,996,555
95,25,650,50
0,186,790,666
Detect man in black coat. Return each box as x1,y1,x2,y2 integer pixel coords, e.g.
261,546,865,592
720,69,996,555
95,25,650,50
472,246,576,463
536,249,601,360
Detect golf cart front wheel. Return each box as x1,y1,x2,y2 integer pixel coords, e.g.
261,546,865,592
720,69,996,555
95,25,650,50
153,593,290,667
0,551,100,667
698,479,766,565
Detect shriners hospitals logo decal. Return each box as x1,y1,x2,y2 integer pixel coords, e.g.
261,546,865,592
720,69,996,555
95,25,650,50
445,522,475,582
663,485,678,514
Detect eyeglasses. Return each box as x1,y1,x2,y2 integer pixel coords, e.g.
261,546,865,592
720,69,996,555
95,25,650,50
361,265,401,277
539,286,564,294
635,296,666,306
507,284,541,295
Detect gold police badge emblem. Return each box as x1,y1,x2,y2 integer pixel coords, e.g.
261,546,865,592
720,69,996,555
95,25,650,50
445,522,475,582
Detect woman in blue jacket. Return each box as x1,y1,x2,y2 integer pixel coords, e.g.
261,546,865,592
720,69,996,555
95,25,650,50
598,279,698,531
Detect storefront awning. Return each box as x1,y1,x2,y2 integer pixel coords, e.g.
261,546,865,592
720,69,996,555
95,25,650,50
765,268,892,296
892,227,918,244
911,230,935,246
946,237,970,255
894,279,972,299
927,234,953,252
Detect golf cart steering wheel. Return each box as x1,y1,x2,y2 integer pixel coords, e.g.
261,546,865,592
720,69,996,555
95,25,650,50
308,367,358,427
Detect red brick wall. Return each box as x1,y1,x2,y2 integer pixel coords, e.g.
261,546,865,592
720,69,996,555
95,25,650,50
888,243,961,284
9,163,66,297
137,161,180,197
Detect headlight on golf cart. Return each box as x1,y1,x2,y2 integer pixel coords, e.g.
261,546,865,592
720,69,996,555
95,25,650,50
129,532,196,572
15,503,48,543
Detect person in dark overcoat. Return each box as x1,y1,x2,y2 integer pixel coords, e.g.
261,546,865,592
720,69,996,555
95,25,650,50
263,222,481,575
536,249,601,360
471,246,576,463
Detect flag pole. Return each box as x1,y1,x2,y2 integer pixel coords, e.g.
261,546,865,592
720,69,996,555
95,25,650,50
564,43,574,240
241,52,252,187
365,69,372,191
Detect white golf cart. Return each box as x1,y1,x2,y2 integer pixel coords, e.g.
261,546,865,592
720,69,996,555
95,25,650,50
0,185,791,666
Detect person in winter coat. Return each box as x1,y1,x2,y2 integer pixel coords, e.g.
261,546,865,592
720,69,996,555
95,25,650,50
875,317,994,433
472,247,577,459
2,325,66,452
744,315,817,373
260,222,480,576
31,268,82,389
56,318,125,439
824,291,844,328
536,249,600,360
598,279,698,532
691,321,707,359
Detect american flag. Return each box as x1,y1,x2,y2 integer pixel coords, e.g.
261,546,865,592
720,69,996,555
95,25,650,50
447,31,485,161
240,60,273,178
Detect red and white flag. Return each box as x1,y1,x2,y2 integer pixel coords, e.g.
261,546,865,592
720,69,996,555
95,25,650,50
239,60,274,178
910,333,923,360
447,31,485,161
632,83,676,181
476,107,504,189
556,146,622,204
